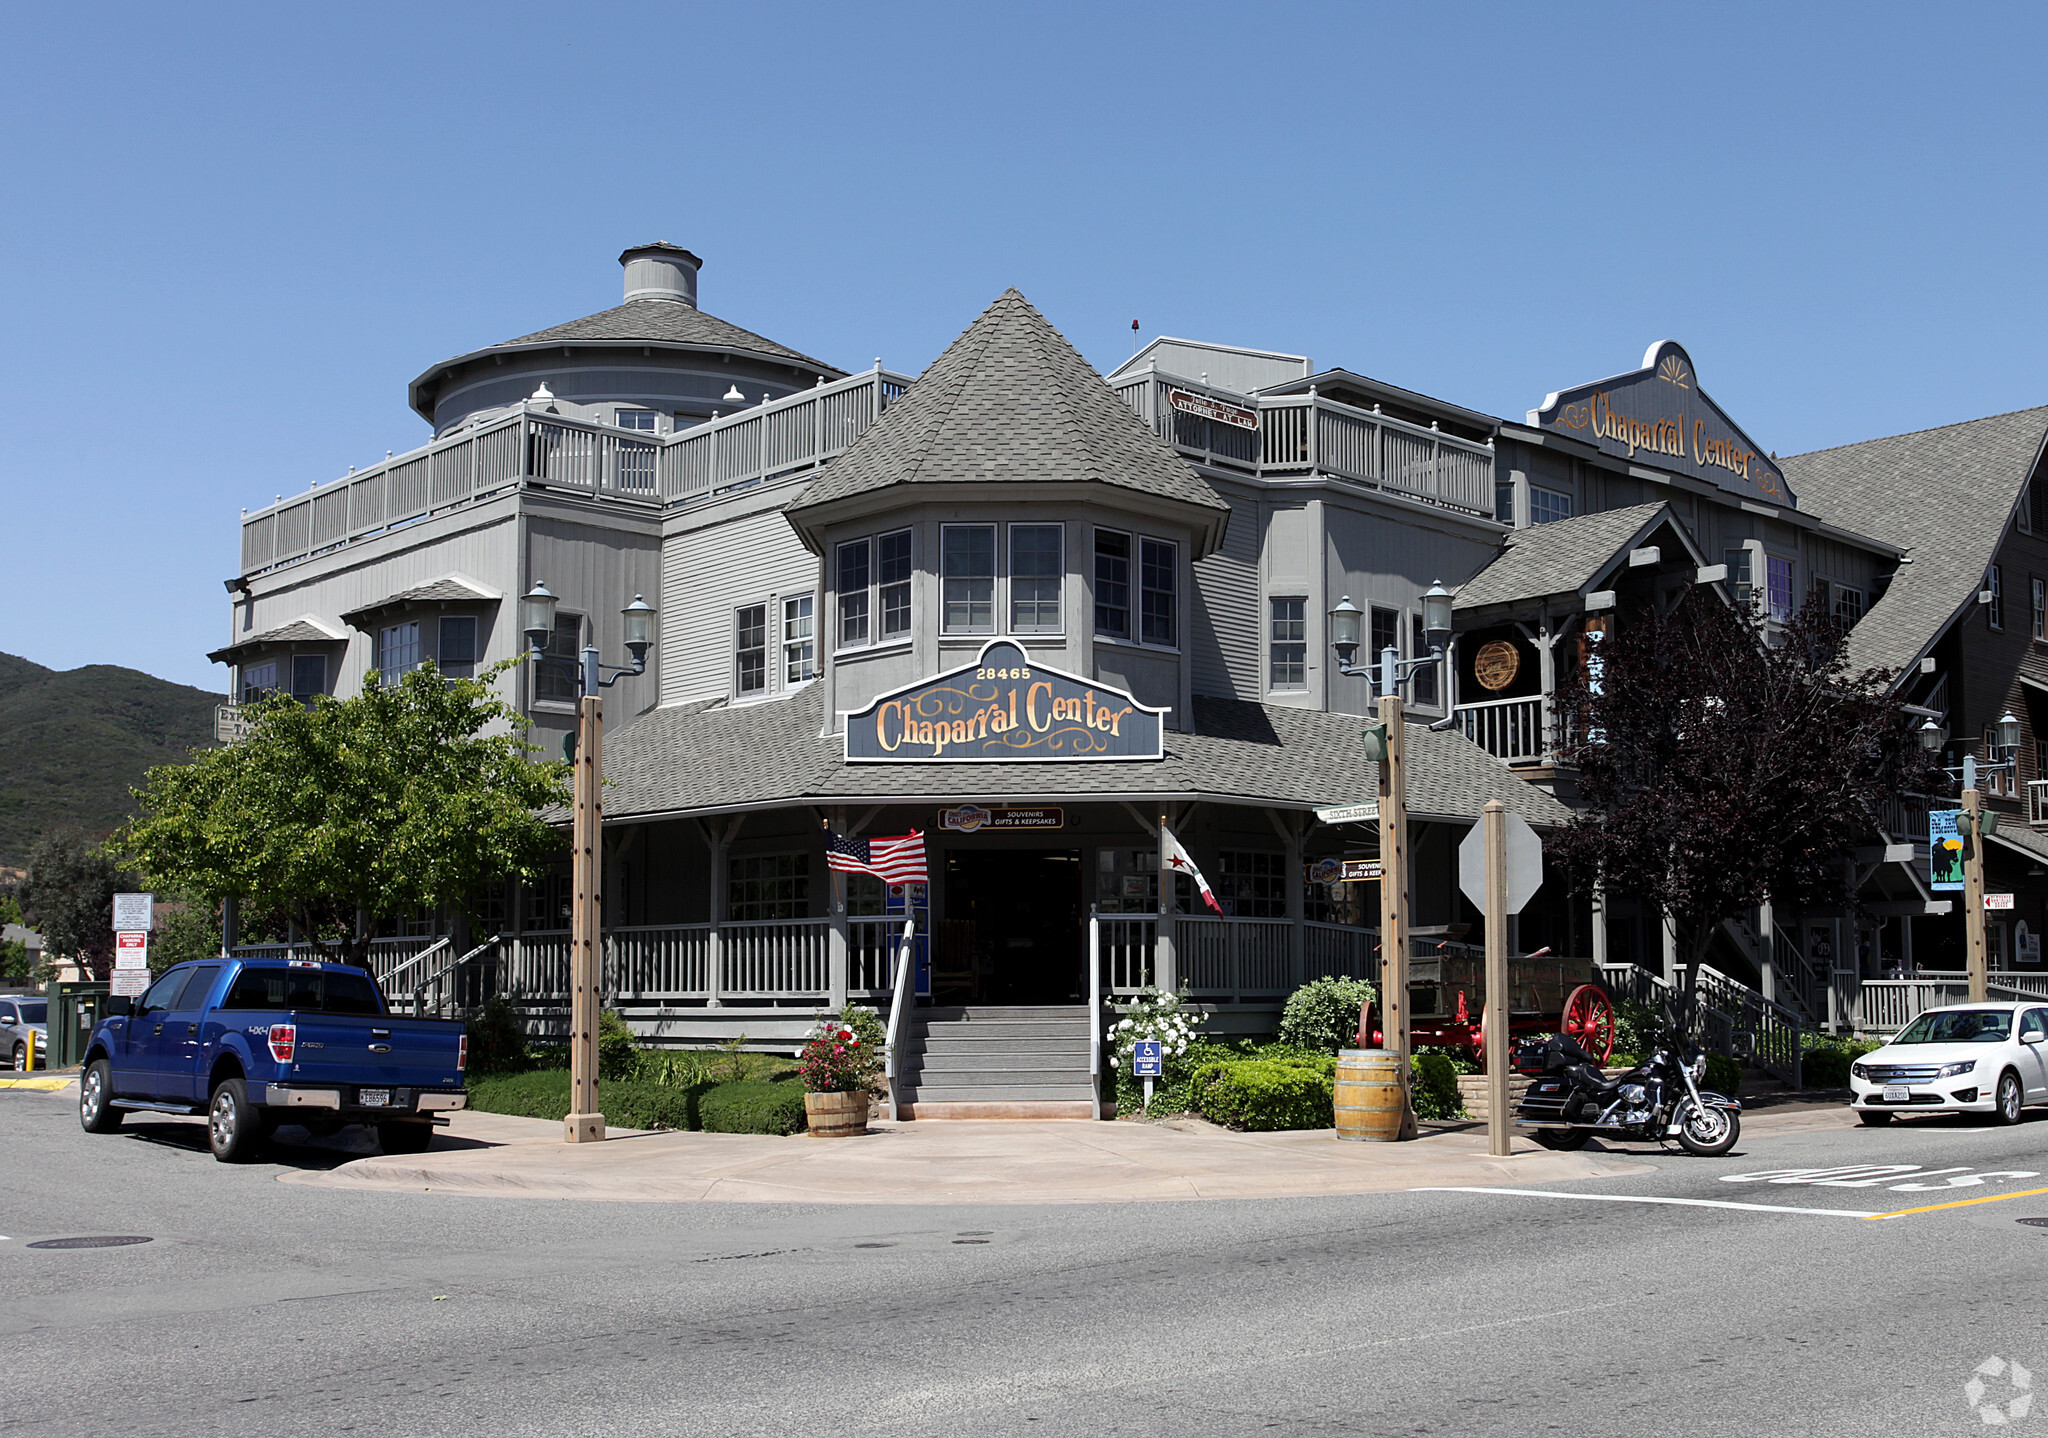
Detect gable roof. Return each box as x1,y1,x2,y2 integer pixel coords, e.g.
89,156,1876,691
1452,503,1681,611
341,574,500,630
206,615,346,665
785,290,1230,548
595,683,1572,828
1782,406,2048,676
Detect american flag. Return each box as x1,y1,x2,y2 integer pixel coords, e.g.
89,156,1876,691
824,829,928,884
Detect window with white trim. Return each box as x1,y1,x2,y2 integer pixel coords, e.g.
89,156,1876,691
1530,486,1573,525
1766,555,1795,623
835,528,913,649
1140,538,1177,646
240,661,278,705
1832,585,1865,626
837,538,871,647
536,615,582,701
613,408,657,432
1094,528,1131,638
1724,548,1754,607
1269,597,1307,690
1989,565,2005,630
378,621,420,682
2033,576,2045,641
735,604,768,696
438,616,477,679
1411,614,1439,707
942,524,995,634
290,654,326,704
1369,604,1401,664
729,853,809,921
1009,523,1063,633
783,595,816,685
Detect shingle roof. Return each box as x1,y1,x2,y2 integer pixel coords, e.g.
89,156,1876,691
497,298,838,373
341,574,500,628
786,289,1231,525
1782,407,2048,677
597,684,1572,828
206,616,346,665
1452,503,1673,610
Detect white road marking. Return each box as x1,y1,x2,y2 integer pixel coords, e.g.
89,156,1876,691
1719,1165,2042,1190
1413,1187,1879,1219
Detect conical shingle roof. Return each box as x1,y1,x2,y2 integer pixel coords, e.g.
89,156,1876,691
788,289,1229,538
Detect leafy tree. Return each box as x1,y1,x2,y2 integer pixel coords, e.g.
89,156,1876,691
0,890,33,983
149,893,222,975
109,663,571,969
21,830,136,981
1549,590,1933,976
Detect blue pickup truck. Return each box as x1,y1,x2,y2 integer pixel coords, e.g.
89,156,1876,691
77,956,468,1161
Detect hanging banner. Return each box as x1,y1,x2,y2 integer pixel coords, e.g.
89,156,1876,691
843,640,1166,763
1930,810,1965,891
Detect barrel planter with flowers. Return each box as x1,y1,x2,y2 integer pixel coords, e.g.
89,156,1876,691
799,1014,883,1137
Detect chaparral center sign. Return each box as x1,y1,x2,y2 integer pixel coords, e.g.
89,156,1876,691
843,640,1166,763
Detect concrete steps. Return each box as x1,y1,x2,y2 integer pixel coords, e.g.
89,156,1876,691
898,1004,1096,1107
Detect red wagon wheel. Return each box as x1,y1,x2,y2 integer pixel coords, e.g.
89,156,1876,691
1561,984,1616,1065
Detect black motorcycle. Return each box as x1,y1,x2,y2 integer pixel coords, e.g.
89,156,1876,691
1512,1015,1741,1156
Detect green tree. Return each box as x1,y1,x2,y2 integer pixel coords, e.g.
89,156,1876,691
0,891,32,983
149,893,222,975
21,830,135,980
109,662,571,969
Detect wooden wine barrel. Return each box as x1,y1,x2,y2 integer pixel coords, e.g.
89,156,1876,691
804,1091,871,1138
1333,1049,1405,1142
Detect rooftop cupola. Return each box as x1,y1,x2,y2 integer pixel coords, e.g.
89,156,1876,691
619,242,702,307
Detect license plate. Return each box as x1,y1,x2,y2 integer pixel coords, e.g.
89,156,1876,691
1883,1085,1908,1104
359,1089,392,1107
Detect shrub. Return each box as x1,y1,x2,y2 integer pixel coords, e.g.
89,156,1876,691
1190,1057,1334,1131
1700,1052,1742,1096
465,996,529,1075
1799,1036,1880,1089
598,1009,640,1081
1115,1036,1246,1117
1410,1051,1464,1120
464,1067,807,1135
1609,996,1662,1062
1277,976,1377,1054
1413,1044,1478,1077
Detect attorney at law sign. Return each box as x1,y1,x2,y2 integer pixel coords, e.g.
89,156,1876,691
843,639,1166,763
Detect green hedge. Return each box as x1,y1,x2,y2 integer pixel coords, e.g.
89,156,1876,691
467,1068,808,1136
1800,1036,1880,1089
1410,1052,1464,1120
1701,1052,1743,1096
1189,1055,1336,1131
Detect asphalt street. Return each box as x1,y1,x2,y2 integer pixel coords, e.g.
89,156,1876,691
6,1085,2048,1437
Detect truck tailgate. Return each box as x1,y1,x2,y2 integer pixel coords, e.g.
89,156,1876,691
284,1015,464,1092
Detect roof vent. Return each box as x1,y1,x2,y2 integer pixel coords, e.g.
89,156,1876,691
619,242,701,308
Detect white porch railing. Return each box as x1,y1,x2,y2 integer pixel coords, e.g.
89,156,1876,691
849,916,903,995
1454,694,1547,765
230,935,442,990
719,918,831,998
1101,916,1157,994
1177,916,1291,996
238,367,913,578
1110,369,1495,518
607,924,711,1000
1305,921,1377,981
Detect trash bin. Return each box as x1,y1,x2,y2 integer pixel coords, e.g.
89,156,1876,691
51,982,110,1069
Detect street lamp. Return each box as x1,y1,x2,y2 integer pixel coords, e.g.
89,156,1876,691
523,585,659,1145
1326,581,1454,1141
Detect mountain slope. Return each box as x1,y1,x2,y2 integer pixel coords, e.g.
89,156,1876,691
0,653,223,866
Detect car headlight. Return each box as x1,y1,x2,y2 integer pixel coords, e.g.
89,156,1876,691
1851,1062,1869,1080
1938,1060,1978,1079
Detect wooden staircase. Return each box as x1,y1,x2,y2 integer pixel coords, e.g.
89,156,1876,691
896,1006,1096,1118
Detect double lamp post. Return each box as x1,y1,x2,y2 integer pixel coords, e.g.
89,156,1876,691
1327,581,1454,1139
520,583,657,1143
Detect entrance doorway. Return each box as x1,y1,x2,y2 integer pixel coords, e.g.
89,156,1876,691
938,849,1084,1005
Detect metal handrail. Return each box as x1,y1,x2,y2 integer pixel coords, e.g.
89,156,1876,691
411,934,502,1019
1088,906,1102,1120
376,936,453,995
882,918,916,1121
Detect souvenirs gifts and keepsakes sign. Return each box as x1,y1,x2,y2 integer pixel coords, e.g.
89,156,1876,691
844,640,1167,763
1529,341,1792,507
939,805,1066,832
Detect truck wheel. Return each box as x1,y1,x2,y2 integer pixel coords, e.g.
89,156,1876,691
11,1041,24,1071
79,1059,123,1133
378,1121,434,1155
207,1078,265,1162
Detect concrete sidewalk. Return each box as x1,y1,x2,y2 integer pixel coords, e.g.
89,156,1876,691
278,1109,1678,1205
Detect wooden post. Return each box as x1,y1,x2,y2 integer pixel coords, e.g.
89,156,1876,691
1483,800,1510,1157
1378,691,1415,1139
565,694,606,1143
827,808,849,1010
1966,786,1989,1003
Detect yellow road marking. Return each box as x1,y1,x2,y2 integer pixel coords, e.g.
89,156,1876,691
0,1076,74,1091
1866,1185,2048,1219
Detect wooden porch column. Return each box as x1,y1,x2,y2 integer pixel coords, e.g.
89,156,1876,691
1156,810,1177,994
705,815,745,1009
1757,900,1777,1003
1589,883,1608,968
1271,808,1305,990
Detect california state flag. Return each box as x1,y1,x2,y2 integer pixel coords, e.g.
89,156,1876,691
1162,825,1225,915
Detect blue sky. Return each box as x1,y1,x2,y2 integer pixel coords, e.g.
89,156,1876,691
6,3,2046,690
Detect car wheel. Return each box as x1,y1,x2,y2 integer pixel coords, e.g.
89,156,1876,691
1858,1110,1894,1126
79,1059,123,1133
1996,1070,2024,1127
11,1041,23,1072
207,1078,265,1162
377,1121,434,1155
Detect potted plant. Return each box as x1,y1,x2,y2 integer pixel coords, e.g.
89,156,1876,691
799,1013,882,1136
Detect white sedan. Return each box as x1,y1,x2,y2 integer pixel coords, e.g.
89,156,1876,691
1850,1002,2048,1126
